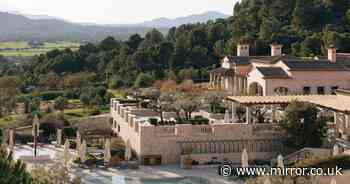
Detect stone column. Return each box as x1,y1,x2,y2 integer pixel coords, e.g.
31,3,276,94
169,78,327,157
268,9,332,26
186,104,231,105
243,77,248,94
232,102,236,121
209,73,213,87
237,77,241,95
334,112,339,140
345,114,350,129
239,77,243,95
271,105,277,123
246,106,251,124
234,76,239,95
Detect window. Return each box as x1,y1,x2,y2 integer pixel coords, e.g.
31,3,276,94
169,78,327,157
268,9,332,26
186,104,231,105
317,87,325,94
303,87,311,95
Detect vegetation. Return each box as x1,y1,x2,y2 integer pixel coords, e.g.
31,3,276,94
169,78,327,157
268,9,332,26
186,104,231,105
0,1,349,91
0,41,80,57
0,148,34,184
144,80,207,124
280,101,328,150
295,155,350,170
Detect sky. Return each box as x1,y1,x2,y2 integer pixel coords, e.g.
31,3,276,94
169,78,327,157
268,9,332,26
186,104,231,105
0,0,239,24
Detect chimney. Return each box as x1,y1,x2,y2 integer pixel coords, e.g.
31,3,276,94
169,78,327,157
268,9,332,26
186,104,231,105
271,43,283,56
328,46,337,63
237,43,250,57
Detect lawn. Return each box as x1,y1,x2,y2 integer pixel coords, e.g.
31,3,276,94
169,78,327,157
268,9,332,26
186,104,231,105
108,89,126,99
0,114,24,129
64,108,89,119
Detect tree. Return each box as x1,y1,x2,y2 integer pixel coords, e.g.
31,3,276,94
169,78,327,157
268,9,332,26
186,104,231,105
99,36,120,51
54,96,68,112
63,72,96,89
108,75,124,89
299,35,322,56
0,148,34,184
204,91,225,113
0,76,22,117
24,96,41,114
134,73,154,88
39,72,61,90
148,91,177,123
175,92,200,121
280,101,327,150
31,163,83,184
127,34,143,52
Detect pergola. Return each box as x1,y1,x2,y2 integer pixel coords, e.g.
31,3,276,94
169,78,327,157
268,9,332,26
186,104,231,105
227,93,350,151
227,95,350,113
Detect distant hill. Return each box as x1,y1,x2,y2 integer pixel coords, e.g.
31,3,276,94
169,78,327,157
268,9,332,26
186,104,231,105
0,12,164,42
139,11,230,28
0,11,229,42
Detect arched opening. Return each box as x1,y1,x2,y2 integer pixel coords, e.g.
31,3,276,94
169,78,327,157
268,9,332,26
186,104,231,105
249,82,264,96
274,87,290,95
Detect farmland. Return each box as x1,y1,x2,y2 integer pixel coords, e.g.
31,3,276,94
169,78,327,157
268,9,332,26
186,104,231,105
0,41,81,57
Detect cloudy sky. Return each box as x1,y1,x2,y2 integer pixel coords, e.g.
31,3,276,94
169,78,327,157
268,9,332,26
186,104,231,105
0,0,238,24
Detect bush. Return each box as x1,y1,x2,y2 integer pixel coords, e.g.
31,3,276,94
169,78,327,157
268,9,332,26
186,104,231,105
39,91,64,101
296,155,350,170
134,73,154,88
189,117,209,125
63,127,76,138
86,107,101,116
63,88,81,99
211,106,226,114
84,154,98,166
109,76,125,89
149,118,158,125
108,156,123,167
16,134,33,144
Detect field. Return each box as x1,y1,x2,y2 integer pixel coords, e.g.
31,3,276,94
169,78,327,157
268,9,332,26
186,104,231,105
0,41,81,57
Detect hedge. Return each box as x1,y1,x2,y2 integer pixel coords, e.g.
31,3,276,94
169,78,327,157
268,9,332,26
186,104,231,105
39,91,64,101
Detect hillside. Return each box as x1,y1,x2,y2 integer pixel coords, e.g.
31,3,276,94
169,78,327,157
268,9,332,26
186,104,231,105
2,0,350,90
231,0,350,56
139,11,230,28
0,12,164,42
0,11,229,42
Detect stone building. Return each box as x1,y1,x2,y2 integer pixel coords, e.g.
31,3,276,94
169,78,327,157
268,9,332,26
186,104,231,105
110,99,284,165
209,44,350,96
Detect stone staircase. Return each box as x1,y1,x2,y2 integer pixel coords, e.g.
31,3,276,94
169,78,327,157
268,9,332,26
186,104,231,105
284,148,331,165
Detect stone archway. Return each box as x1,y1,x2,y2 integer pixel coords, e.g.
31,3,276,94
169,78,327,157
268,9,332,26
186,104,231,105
249,82,264,96
274,87,290,95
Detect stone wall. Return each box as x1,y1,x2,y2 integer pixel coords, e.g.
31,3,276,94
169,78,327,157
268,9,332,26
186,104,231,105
111,99,285,165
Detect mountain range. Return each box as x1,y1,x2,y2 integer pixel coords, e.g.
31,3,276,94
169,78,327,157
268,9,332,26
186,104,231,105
0,11,230,42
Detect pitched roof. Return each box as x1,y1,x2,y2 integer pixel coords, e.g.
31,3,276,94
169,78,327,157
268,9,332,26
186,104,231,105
226,54,350,71
227,56,279,65
227,94,350,113
209,68,234,76
282,59,350,71
256,67,290,79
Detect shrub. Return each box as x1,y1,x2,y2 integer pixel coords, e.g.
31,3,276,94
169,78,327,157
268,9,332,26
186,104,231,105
84,154,98,166
109,76,125,89
39,91,64,101
134,73,154,88
149,118,158,125
295,155,350,170
63,127,76,138
189,117,209,125
108,156,123,167
16,134,33,144
86,107,101,116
